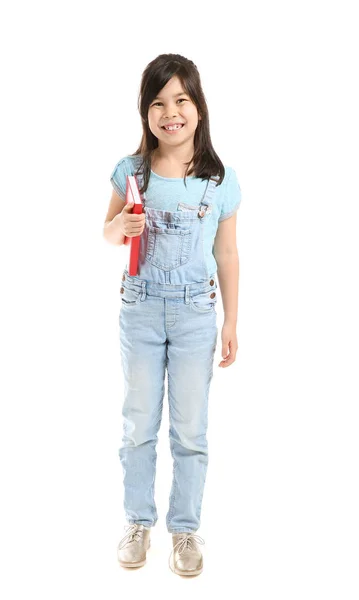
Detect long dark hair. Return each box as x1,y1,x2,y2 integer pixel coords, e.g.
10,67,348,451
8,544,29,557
130,53,225,193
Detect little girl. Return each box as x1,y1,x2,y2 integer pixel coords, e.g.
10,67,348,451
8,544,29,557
103,53,242,577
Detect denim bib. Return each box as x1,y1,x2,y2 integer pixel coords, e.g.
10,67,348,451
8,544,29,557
126,155,220,286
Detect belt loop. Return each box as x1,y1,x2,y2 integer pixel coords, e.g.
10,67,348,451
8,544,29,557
140,280,146,301
184,284,190,304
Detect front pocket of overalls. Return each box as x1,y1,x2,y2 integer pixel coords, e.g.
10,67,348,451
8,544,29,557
189,284,218,313
120,283,142,306
146,226,192,270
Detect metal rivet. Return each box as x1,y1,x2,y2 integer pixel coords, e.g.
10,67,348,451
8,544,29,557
210,292,216,299
210,279,214,286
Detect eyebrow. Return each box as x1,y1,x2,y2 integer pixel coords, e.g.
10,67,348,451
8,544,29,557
153,91,188,100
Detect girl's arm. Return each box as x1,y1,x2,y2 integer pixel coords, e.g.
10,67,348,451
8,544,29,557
213,213,239,324
103,189,126,245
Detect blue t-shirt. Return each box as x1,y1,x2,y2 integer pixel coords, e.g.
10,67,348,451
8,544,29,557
110,155,242,276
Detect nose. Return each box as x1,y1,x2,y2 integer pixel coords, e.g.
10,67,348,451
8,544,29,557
164,111,179,119
164,101,180,119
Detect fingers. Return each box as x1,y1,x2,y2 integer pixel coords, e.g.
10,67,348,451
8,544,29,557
219,356,235,368
127,214,145,222
219,351,235,368
123,211,145,237
129,216,145,231
125,214,145,221
129,226,144,235
218,343,237,368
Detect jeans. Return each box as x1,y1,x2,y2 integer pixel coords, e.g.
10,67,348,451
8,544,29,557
119,272,218,533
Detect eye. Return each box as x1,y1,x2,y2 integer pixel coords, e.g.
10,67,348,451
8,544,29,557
151,99,187,107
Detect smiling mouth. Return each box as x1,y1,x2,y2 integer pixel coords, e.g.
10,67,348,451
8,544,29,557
161,124,185,130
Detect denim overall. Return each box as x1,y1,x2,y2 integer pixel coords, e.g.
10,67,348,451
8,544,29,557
119,156,219,533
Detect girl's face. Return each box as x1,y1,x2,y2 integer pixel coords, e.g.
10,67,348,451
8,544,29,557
147,76,201,148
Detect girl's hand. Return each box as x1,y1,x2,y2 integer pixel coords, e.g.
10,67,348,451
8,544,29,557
116,202,145,238
219,322,238,368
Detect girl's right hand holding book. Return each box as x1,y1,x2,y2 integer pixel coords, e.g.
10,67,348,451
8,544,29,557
116,202,145,239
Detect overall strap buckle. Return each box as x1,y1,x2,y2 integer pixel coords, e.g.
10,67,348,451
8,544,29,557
198,203,213,218
198,205,209,218
198,176,218,218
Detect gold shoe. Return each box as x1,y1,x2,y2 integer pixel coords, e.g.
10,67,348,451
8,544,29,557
117,524,151,568
169,532,205,576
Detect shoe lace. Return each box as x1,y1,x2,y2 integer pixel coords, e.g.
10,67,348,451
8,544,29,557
118,524,143,550
168,533,205,573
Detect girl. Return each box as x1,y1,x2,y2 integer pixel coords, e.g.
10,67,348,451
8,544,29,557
103,53,242,577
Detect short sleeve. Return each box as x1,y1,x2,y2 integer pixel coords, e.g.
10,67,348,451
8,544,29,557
109,158,130,199
218,167,242,222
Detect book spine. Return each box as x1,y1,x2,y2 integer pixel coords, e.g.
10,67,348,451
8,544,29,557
126,175,143,275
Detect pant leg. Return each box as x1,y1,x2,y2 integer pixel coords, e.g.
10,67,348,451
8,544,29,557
165,304,218,533
119,299,167,528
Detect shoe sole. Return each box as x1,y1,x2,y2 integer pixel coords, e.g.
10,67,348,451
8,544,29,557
170,555,203,576
118,559,146,568
173,567,203,576
117,541,150,568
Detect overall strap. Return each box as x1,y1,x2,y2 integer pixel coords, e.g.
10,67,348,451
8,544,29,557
198,175,220,218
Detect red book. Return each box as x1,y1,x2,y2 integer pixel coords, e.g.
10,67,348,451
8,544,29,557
124,175,143,276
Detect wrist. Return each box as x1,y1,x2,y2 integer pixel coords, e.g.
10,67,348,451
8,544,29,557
103,216,126,246
224,316,237,325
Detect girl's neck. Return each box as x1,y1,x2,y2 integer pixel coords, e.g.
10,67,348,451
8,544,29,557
151,147,194,178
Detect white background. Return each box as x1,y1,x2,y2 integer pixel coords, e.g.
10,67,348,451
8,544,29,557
1,0,358,598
